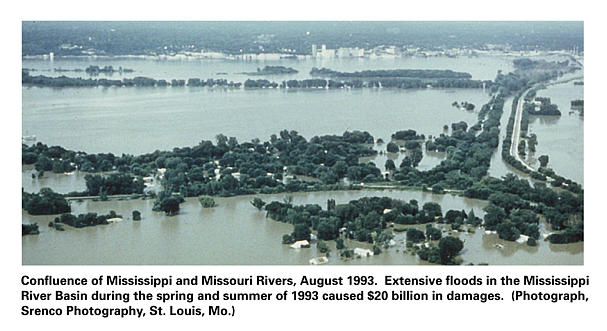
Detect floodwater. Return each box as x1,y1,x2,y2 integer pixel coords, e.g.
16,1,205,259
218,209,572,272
22,87,491,155
486,72,584,185
23,55,508,155
525,81,584,184
21,55,583,265
23,55,511,81
22,87,489,155
22,165,87,194
21,189,582,265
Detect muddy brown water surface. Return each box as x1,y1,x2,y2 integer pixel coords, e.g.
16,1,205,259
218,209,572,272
22,190,582,265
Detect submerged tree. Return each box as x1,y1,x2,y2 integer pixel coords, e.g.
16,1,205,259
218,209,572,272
386,142,399,153
438,236,464,264
132,210,142,221
251,197,266,211
538,155,549,167
153,191,184,216
198,195,217,208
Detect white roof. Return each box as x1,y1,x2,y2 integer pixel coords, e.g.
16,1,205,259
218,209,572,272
354,248,374,257
290,240,310,249
516,234,530,244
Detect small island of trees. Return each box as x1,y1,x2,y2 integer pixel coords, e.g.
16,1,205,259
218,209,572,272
242,66,298,75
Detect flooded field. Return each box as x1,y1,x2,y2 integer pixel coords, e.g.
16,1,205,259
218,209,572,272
22,190,582,265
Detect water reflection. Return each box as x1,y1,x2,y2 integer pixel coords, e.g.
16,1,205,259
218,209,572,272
530,115,560,126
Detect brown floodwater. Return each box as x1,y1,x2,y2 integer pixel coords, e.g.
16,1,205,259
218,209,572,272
526,78,584,184
21,55,582,265
22,189,582,265
22,165,88,194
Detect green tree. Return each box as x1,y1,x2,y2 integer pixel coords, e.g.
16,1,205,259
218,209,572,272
22,188,71,215
161,196,181,215
438,236,464,264
386,142,399,153
466,209,481,226
292,224,311,241
528,134,538,152
22,223,40,235
538,155,549,167
496,222,520,241
132,210,141,221
198,195,217,208
483,204,506,229
422,202,442,218
431,184,444,194
251,198,266,210
215,134,228,146
426,224,442,240
317,240,329,254
406,228,425,243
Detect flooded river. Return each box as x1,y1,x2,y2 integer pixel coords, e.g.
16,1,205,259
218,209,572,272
23,55,511,82
21,55,583,265
526,80,584,184
21,189,582,265
22,87,491,155
22,55,508,155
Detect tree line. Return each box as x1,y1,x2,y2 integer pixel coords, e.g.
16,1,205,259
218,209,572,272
23,70,489,90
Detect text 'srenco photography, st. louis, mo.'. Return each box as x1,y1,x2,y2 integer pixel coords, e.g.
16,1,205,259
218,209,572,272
21,21,584,265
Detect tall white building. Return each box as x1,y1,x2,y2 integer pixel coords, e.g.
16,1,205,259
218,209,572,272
311,44,317,58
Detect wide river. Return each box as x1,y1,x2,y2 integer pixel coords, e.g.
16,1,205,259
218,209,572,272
21,55,583,265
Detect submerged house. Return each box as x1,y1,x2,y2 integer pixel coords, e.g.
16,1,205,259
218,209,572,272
290,240,310,249
353,248,374,257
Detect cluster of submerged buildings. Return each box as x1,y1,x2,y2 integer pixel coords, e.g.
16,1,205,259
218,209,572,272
311,44,365,58
27,42,583,62
310,44,478,59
